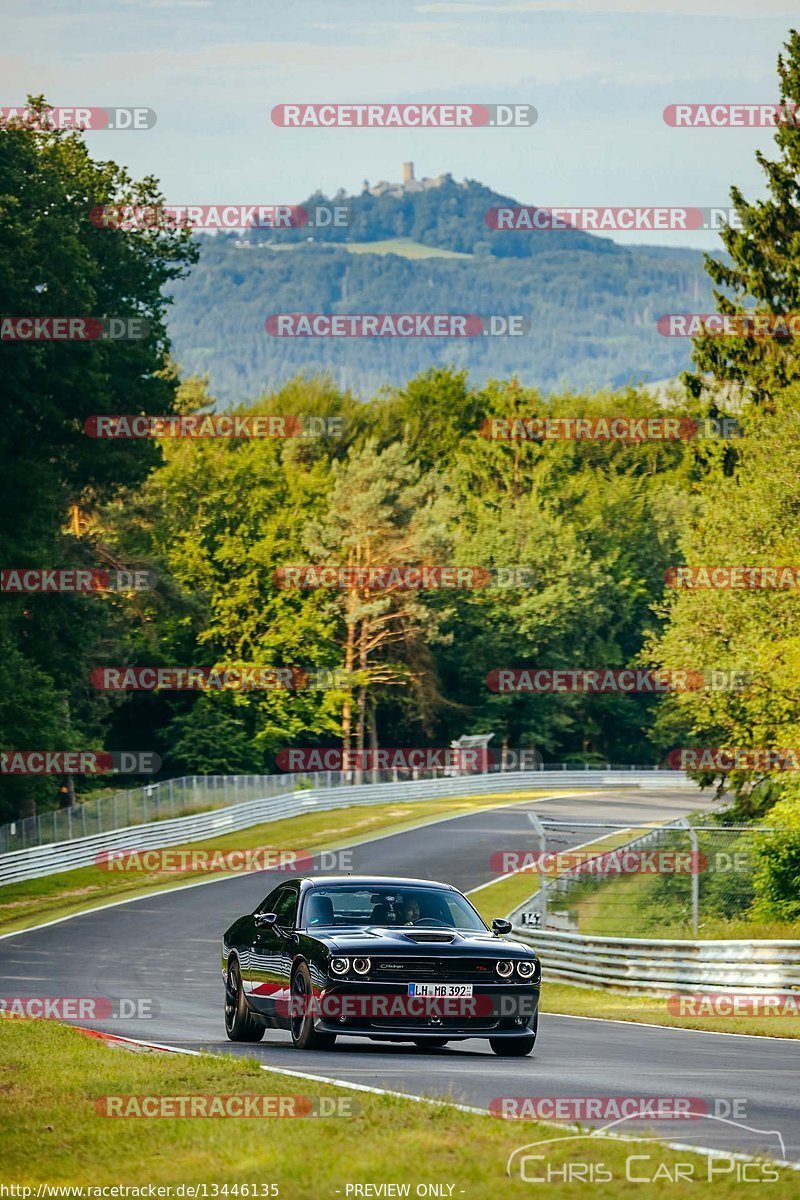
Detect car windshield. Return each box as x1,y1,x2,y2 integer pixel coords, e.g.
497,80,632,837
300,884,488,931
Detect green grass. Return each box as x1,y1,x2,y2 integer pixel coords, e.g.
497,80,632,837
566,871,799,940
541,982,800,1039
339,237,473,260
265,237,473,260
0,1018,792,1193
0,789,568,936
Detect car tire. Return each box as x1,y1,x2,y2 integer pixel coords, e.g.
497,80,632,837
413,1039,449,1048
490,1034,536,1056
290,962,336,1050
224,958,265,1042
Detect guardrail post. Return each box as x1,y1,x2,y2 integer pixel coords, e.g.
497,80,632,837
677,817,699,936
527,811,547,928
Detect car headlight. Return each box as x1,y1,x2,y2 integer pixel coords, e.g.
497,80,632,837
516,959,537,979
352,957,371,975
330,957,350,976
495,959,515,978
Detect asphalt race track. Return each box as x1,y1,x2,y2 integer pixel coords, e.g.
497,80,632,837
1,788,797,1164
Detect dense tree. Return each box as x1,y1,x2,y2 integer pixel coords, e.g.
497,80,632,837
686,30,800,407
0,98,195,820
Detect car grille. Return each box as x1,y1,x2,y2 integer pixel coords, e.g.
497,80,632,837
369,1017,500,1031
370,957,508,982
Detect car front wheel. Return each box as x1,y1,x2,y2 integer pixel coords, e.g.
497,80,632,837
290,963,336,1050
224,958,265,1042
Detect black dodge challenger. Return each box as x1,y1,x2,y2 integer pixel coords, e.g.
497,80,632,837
222,875,540,1055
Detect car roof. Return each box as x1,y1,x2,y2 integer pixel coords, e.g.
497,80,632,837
301,875,458,891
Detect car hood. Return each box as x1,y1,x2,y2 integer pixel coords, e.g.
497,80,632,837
310,926,537,957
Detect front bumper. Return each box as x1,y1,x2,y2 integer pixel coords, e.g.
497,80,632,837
310,981,540,1039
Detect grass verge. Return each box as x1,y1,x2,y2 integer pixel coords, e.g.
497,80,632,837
0,789,564,937
0,1017,792,1194
567,870,799,940
540,982,800,1039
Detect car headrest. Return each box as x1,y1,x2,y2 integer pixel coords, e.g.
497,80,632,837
306,894,334,924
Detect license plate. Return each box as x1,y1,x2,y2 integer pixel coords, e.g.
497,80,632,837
407,983,473,998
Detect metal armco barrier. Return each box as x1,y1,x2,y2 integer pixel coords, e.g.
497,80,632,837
0,769,691,886
511,926,800,995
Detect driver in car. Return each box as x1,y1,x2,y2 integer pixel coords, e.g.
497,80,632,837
400,897,421,924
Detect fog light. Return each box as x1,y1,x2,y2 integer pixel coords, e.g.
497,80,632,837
514,1015,526,1026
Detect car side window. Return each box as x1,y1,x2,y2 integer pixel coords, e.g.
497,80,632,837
271,887,298,928
257,885,284,914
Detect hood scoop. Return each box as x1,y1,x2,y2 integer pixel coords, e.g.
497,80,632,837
401,930,458,943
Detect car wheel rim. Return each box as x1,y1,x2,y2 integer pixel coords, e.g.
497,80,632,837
291,972,306,1040
225,963,239,1030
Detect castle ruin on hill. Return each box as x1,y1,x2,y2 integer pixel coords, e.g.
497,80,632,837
362,162,453,198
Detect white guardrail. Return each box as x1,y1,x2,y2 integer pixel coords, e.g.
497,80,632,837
508,816,800,996
0,769,690,886
511,925,800,996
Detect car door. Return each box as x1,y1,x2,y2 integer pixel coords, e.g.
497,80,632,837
247,883,299,1021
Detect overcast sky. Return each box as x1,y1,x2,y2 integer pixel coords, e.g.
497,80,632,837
4,0,799,248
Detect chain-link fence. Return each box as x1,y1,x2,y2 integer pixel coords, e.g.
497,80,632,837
0,774,311,853
0,761,667,854
511,817,778,938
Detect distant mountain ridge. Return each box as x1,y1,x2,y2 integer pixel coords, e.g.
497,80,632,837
166,169,715,403
245,163,617,258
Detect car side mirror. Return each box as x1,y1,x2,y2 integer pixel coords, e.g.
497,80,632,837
255,911,278,928
492,917,513,936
